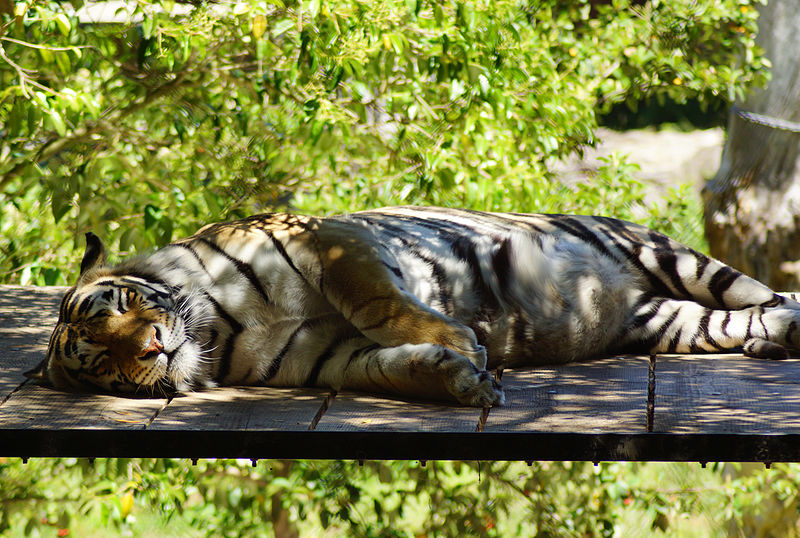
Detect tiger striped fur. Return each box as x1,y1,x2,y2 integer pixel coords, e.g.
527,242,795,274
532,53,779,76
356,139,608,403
34,206,800,407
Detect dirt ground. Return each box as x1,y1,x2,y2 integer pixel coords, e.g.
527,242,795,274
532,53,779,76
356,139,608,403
553,127,724,198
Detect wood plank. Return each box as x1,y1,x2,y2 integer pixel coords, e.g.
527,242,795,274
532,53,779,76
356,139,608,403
5,286,800,462
149,386,329,431
0,383,167,430
484,356,650,433
653,355,800,434
314,391,484,432
0,286,66,399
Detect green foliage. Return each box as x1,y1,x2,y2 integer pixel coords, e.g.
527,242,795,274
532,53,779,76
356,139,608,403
1,0,767,283
4,458,800,536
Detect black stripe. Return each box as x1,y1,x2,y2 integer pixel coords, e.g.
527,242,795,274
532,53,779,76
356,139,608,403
511,312,530,353
359,211,485,237
655,249,691,297
627,301,679,353
666,326,683,353
649,232,692,298
547,217,619,262
434,348,455,367
118,276,172,298
448,233,500,313
171,243,211,274
502,213,550,235
59,288,76,321
203,293,242,384
47,323,66,355
655,308,680,341
422,248,454,315
594,227,673,297
269,233,305,280
345,343,382,370
382,262,404,280
758,307,769,340
349,294,395,317
263,318,320,382
109,271,173,291
304,336,357,387
708,266,740,308
372,357,399,390
491,237,513,300
198,238,271,306
392,240,454,315
761,294,783,308
787,321,798,345
745,311,754,340
77,294,96,315
628,297,663,330
696,310,720,349
721,311,731,337
695,255,711,281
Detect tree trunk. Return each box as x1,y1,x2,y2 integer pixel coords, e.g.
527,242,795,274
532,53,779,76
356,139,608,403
703,1,800,290
270,460,300,538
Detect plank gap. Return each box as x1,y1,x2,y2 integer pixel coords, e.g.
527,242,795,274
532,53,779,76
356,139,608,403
476,408,489,432
477,367,504,432
144,393,176,429
646,354,657,432
309,390,337,431
0,379,30,408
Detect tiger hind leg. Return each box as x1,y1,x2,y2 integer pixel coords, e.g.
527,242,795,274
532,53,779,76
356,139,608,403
624,296,800,359
335,343,504,407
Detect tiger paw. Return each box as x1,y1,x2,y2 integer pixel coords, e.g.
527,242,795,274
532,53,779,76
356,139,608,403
455,370,505,407
743,337,790,360
453,344,488,370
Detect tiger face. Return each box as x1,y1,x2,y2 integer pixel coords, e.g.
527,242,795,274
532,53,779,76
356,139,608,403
35,234,203,394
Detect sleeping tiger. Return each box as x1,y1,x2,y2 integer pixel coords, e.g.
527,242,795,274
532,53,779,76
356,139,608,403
31,206,800,407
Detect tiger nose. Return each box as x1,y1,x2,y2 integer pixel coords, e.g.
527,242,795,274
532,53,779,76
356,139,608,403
139,327,164,359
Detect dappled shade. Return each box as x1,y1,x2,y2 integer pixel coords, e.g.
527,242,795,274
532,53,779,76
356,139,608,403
5,286,800,461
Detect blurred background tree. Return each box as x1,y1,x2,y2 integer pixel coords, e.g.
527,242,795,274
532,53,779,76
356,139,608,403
704,0,800,290
1,0,767,284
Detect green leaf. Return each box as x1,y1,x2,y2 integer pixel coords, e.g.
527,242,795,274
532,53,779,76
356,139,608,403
304,0,320,19
144,204,163,230
478,73,490,97
142,16,154,39
38,47,55,64
43,267,61,285
47,110,67,136
54,13,71,36
119,228,138,252
272,18,294,37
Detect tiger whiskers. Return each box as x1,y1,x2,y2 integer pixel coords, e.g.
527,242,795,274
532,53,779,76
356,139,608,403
174,286,215,335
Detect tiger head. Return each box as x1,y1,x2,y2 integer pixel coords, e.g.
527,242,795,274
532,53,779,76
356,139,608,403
30,233,204,394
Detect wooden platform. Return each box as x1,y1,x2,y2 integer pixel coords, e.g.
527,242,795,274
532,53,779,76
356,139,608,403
3,285,800,463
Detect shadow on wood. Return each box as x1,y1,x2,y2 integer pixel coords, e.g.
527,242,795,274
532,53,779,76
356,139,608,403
4,285,800,462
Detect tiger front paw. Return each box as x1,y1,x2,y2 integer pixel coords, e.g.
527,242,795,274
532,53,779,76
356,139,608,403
455,370,505,407
453,344,488,370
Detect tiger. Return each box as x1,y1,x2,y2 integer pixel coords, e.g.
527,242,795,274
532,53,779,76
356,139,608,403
30,206,800,407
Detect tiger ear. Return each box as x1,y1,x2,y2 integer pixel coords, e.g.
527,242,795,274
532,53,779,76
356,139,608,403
80,232,107,276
